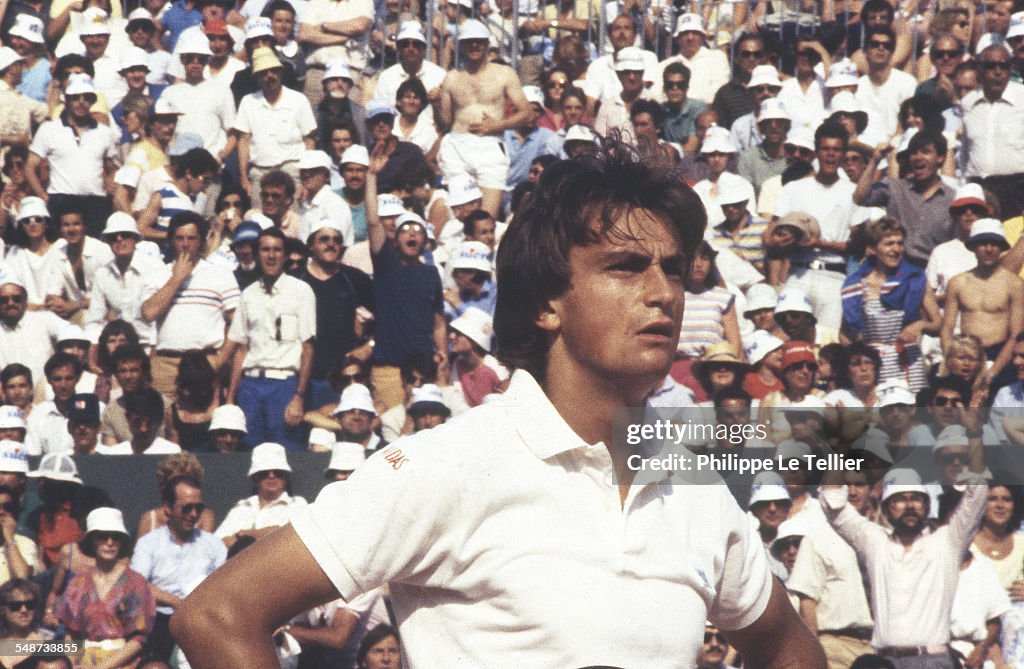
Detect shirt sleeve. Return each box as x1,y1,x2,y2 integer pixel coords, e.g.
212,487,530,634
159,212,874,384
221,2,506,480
297,282,316,342
297,96,317,137
28,122,52,159
784,535,826,601
708,488,775,631
232,96,253,134
226,292,249,345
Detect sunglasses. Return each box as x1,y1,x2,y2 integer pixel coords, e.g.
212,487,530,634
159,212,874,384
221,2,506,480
704,631,727,644
21,216,47,224
181,54,209,64
664,80,688,90
931,48,963,59
315,234,342,244
65,93,92,102
981,60,1012,70
547,80,567,88
5,600,34,612
255,469,288,479
956,20,970,27
738,49,763,58
932,396,964,407
0,295,25,305
867,39,894,51
260,190,287,200
339,372,367,383
787,361,818,372
396,39,423,49
939,452,968,464
774,537,802,552
951,205,988,216
92,531,122,543
0,502,17,514
796,49,819,60
108,232,136,241
181,502,206,515
750,85,779,94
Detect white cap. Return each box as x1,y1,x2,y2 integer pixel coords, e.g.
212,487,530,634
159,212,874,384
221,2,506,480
825,58,858,88
64,72,97,98
828,90,866,117
152,97,184,117
396,20,427,43
126,7,156,25
0,407,25,431
408,384,451,414
933,424,970,453
298,149,333,171
247,442,292,476
757,98,789,123
775,289,814,316
57,322,88,344
177,30,213,56
209,404,247,433
614,46,646,72
976,32,1012,56
1009,11,1024,39
784,126,815,152
747,64,782,89
851,427,893,463
456,19,490,41
0,440,28,474
876,379,916,408
0,47,24,73
377,194,406,218
674,12,704,35
334,383,376,415
16,196,49,223
118,46,150,72
84,507,128,537
244,16,274,41
881,467,927,502
771,517,809,552
340,144,369,166
447,174,484,207
327,442,365,472
748,471,790,507
776,439,813,462
102,211,140,238
450,306,494,351
701,125,736,154
968,218,1009,247
951,182,989,210
78,7,110,35
8,14,45,44
0,269,24,291
744,330,785,365
717,178,754,206
564,124,597,144
522,84,545,109
28,452,82,484
450,241,492,273
744,283,778,314
397,212,426,232
308,218,344,238
324,58,353,81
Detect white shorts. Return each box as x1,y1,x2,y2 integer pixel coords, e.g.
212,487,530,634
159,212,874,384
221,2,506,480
438,133,510,191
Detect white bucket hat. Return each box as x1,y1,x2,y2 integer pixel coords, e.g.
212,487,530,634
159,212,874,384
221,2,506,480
0,47,24,73
341,145,369,167
522,85,545,110
757,98,789,123
0,407,25,432
450,306,494,352
64,72,98,98
16,196,49,223
408,384,451,415
396,21,427,43
334,383,376,415
876,379,916,408
744,283,778,315
747,64,782,89
775,288,814,316
450,241,492,274
79,7,111,35
744,330,785,366
447,174,484,207
327,442,366,473
377,194,406,218
248,442,292,476
564,124,598,144
118,46,150,72
614,46,646,72
177,30,213,56
748,471,790,507
209,404,247,433
701,126,736,154
851,426,893,464
102,212,141,239
0,440,28,474
298,150,333,171
825,58,858,88
244,16,274,42
28,453,82,484
84,507,129,538
456,19,490,41
881,467,927,502
324,59,353,82
674,12,704,35
57,322,89,344
8,14,45,44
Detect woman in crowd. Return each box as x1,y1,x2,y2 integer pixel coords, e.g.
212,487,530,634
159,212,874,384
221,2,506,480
538,67,571,131
972,482,1024,591
327,122,360,190
356,624,401,669
841,217,939,393
743,330,785,399
693,342,749,405
205,187,251,260
56,508,155,669
392,78,439,158
933,335,988,401
824,342,882,444
92,320,140,404
164,351,218,451
0,580,49,669
7,198,60,310
136,453,216,538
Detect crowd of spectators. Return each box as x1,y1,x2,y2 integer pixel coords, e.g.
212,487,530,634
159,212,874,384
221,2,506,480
1,0,1024,664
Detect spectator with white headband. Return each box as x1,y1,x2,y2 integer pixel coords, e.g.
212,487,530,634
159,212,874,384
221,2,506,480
651,13,728,106
730,64,782,153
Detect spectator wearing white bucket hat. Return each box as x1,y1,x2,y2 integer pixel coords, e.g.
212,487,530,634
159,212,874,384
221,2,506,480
407,384,451,432
4,14,49,102
373,21,445,113
297,149,354,245
324,441,365,481
737,98,790,196
693,126,755,229
729,65,783,154
216,442,307,550
449,307,508,407
708,178,767,275
650,13,728,105
0,45,46,153
444,241,495,320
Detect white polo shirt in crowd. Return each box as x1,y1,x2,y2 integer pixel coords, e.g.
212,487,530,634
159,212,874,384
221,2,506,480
29,117,119,196
778,76,827,130
25,400,73,455
582,48,658,104
949,553,1010,658
650,47,730,104
141,258,240,352
91,51,129,109
374,60,447,105
85,252,165,346
96,436,182,454
227,273,316,374
301,0,374,69
234,87,317,168
0,310,63,394
299,187,354,245
291,370,774,668
961,81,1024,179
215,492,307,539
774,175,869,266
159,79,237,156
821,482,987,650
46,236,115,307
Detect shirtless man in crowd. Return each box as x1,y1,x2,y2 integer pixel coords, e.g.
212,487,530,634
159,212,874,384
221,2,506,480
941,218,1024,390
435,19,530,218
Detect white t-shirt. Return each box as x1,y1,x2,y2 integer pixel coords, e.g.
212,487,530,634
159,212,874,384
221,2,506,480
773,175,870,265
96,436,182,454
855,69,917,142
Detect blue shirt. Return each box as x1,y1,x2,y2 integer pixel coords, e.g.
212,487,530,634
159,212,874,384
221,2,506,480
130,525,227,615
371,242,443,366
161,0,202,51
445,278,497,320
17,58,50,102
504,126,556,189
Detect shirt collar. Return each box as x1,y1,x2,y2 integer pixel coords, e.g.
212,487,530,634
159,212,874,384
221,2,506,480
500,369,591,459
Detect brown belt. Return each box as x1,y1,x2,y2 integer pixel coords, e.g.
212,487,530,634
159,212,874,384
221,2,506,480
823,628,872,641
876,645,949,658
155,348,218,358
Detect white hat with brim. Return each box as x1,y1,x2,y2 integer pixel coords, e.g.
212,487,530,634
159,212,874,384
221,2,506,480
341,145,369,167
79,7,111,35
408,384,451,415
396,212,427,232
828,91,868,125
784,126,815,152
968,218,1009,250
28,453,83,484
0,269,24,291
744,283,778,315
0,407,25,432
447,174,484,207
64,72,98,98
102,212,141,239
881,467,927,502
614,47,646,72
951,183,989,211
757,98,789,123
152,97,184,117
308,218,344,239
771,517,809,553
209,404,247,433
701,126,736,154
57,322,88,344
0,440,28,474
744,329,785,366
825,58,858,88
976,32,1012,56
118,46,150,72
334,383,376,415
377,194,406,218
248,442,292,476
244,16,274,42
8,14,45,44
365,99,398,120
1009,12,1024,39
324,59,353,81
0,47,25,73
178,31,214,56
456,19,490,41
776,439,814,462
83,507,129,540
298,150,333,171
327,441,366,473
126,7,156,27
169,132,204,156
775,288,815,316
875,379,915,408
522,85,545,110
747,65,782,89
674,12,704,35
450,241,492,274
564,124,598,144
450,306,494,351
397,21,427,43
933,424,970,454
717,178,754,206
16,196,49,223
748,471,790,507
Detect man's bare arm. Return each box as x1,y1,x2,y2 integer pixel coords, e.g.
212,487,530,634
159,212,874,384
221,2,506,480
172,525,340,669
725,579,826,669
940,276,962,353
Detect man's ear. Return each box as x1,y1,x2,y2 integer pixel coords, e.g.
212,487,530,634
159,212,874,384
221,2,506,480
534,303,561,333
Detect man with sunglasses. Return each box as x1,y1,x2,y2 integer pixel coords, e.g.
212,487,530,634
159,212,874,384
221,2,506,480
372,21,445,113
651,12,729,106
0,272,63,404
962,43,1024,219
854,26,916,142
124,8,172,87
711,32,765,129
659,62,706,146
916,34,964,111
698,623,739,668
778,39,829,132
132,473,226,663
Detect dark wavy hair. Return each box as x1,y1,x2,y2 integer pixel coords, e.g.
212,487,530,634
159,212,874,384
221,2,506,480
356,624,400,668
494,135,706,380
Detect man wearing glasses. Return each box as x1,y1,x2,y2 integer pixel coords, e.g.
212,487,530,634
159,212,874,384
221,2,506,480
132,474,226,663
962,43,1024,219
916,33,965,111
372,22,445,111
0,270,63,402
854,26,916,141
660,62,706,147
652,12,729,106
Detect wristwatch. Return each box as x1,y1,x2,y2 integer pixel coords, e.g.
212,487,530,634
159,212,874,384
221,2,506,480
551,19,559,28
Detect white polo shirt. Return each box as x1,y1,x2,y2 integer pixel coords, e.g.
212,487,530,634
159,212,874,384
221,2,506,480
96,436,182,455
141,258,240,352
29,117,119,196
961,82,1024,179
374,61,447,106
215,492,308,538
299,187,354,245
85,252,165,346
233,87,318,168
291,370,774,668
301,0,374,69
227,273,316,373
0,311,63,395
159,79,237,155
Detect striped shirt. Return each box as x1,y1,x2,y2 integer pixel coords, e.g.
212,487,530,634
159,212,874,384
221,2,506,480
678,286,734,358
141,259,241,352
156,182,198,234
710,216,770,273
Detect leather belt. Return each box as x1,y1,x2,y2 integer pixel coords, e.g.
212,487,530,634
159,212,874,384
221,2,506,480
823,628,873,641
243,368,293,380
876,645,949,658
794,260,846,273
155,347,218,358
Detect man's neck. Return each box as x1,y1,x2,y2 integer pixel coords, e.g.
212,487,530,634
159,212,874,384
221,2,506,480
463,59,486,75
170,526,192,545
401,60,421,75
973,263,1000,279
210,55,228,69
115,255,133,274
131,435,156,453
984,86,1006,102
911,173,941,195
815,170,839,186
762,139,784,159
263,86,282,104
186,75,203,86
868,64,891,85
797,69,815,84
68,113,92,130
66,240,84,259
308,256,339,278
342,187,365,205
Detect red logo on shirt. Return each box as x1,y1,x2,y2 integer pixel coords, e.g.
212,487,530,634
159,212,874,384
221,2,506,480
382,446,408,470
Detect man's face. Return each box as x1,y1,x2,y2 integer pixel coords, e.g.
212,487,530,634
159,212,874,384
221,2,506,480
299,168,329,197
788,412,823,442
972,239,1003,268
127,410,158,442
617,69,644,97
631,112,658,140
469,218,496,247
699,626,729,664
543,210,686,395
411,410,446,432
784,142,816,165
181,53,209,80
452,269,483,295
704,151,729,174
339,408,373,440
254,468,287,498
0,286,26,325
459,38,489,64
172,223,202,261
115,359,144,393
396,223,426,259
930,36,963,77
773,535,801,571
207,32,232,57
747,307,776,332
775,310,811,338
846,478,873,514
68,418,99,451
310,228,343,266
865,33,895,68
165,482,204,538
988,0,1013,34
0,428,23,442
66,93,94,121
260,185,292,219
794,41,821,75
751,499,790,529
864,9,891,27
7,35,32,58
81,33,109,60
256,66,283,94
323,76,351,99
342,163,367,191
609,16,635,50
183,170,212,197
562,96,585,126
885,492,927,536
270,9,294,44
331,129,354,158
212,429,244,452
907,143,942,184
121,65,148,92
750,83,780,106
929,388,964,426
716,398,751,429
258,235,286,278
369,116,394,143
782,360,816,395
59,214,86,246
128,23,154,48
453,199,482,222
937,446,968,484
3,376,32,409
980,49,1012,98
150,115,178,144
48,365,79,403
735,39,763,75
397,36,425,69
758,118,788,145
106,231,138,262
663,73,688,106
843,150,869,182
816,137,845,178
877,404,911,434
676,30,703,58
